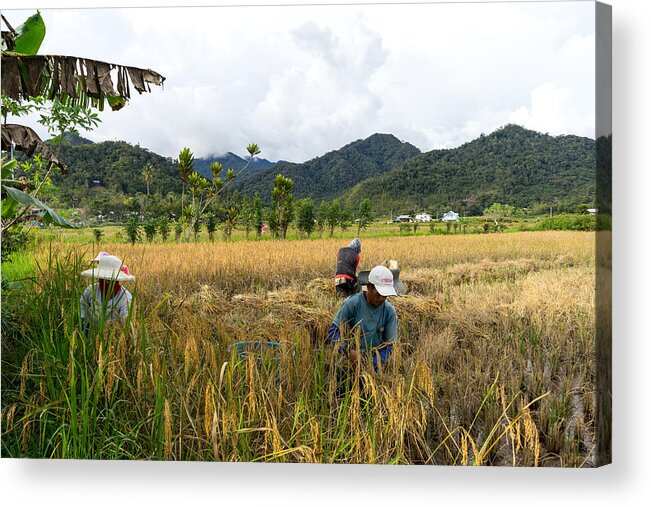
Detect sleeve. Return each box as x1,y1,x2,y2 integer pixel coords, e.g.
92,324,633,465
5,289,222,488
384,307,398,344
118,290,132,322
80,288,91,337
332,298,353,328
80,287,90,320
329,299,354,353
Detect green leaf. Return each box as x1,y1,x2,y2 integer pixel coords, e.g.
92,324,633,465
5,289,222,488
3,186,75,228
1,194,20,220
14,12,46,55
1,159,17,180
106,95,126,111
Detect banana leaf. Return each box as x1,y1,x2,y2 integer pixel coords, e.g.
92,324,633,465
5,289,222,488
2,185,74,228
13,11,46,55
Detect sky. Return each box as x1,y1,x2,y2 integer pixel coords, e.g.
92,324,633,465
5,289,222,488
3,1,596,163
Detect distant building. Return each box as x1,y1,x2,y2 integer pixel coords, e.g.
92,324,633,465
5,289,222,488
441,211,459,222
587,208,598,214
395,215,413,223
414,213,432,222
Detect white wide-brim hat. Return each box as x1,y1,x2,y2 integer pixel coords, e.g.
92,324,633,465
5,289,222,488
81,254,135,281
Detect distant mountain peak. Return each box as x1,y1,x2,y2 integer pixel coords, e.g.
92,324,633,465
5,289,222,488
233,133,421,202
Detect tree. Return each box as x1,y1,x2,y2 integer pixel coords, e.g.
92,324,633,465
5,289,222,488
239,197,255,238
192,215,202,241
141,163,155,197
205,211,217,242
316,201,329,238
356,198,372,235
295,198,316,238
158,216,170,242
124,216,141,245
252,192,264,239
221,206,239,242
326,200,341,237
174,220,183,243
339,205,352,234
179,144,261,241
266,206,280,238
177,147,194,218
143,218,157,243
271,174,295,239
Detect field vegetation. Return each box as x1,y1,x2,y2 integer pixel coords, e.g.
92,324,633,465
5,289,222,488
1,231,597,465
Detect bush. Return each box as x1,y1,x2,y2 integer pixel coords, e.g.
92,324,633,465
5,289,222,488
538,213,596,232
174,220,183,242
124,217,141,245
158,217,171,242
143,218,158,243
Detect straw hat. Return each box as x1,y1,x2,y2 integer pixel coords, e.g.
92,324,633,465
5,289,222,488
81,254,135,281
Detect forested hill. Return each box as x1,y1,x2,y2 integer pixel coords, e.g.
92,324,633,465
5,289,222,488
342,125,596,215
47,135,272,208
232,133,421,202
49,138,182,207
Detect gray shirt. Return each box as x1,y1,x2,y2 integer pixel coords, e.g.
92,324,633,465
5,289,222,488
80,283,132,324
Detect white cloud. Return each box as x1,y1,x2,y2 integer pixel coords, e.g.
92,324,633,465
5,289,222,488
508,82,594,138
5,1,595,162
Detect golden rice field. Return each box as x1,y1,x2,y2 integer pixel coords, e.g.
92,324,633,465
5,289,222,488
1,231,598,465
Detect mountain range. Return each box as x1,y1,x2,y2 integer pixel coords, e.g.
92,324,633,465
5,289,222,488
46,125,596,215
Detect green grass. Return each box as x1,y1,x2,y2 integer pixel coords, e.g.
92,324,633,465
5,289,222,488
1,250,38,285
28,216,561,247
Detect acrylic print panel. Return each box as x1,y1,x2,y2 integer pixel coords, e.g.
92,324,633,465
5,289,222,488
0,1,611,467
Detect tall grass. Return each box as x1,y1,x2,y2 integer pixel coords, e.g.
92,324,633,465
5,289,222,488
1,231,596,465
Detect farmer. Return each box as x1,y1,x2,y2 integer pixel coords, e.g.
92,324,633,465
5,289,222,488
328,265,398,372
335,238,362,298
80,254,135,335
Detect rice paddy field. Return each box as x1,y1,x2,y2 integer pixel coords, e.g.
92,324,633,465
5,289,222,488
1,230,598,466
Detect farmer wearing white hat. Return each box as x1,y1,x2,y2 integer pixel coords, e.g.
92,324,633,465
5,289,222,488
80,254,135,335
327,265,398,372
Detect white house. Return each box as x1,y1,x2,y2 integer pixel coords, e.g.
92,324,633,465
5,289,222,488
587,208,598,214
395,215,413,223
414,213,432,222
441,211,459,222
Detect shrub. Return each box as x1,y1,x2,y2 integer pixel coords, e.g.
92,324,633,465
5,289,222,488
124,217,141,245
158,217,171,242
143,218,158,243
539,214,596,232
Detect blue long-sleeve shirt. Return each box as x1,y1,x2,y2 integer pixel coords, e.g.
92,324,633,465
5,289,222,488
328,292,397,371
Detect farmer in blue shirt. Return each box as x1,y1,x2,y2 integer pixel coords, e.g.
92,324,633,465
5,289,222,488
327,265,398,372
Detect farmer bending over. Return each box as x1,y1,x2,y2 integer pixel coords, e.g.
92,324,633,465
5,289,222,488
328,265,398,372
335,237,362,298
80,254,135,336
